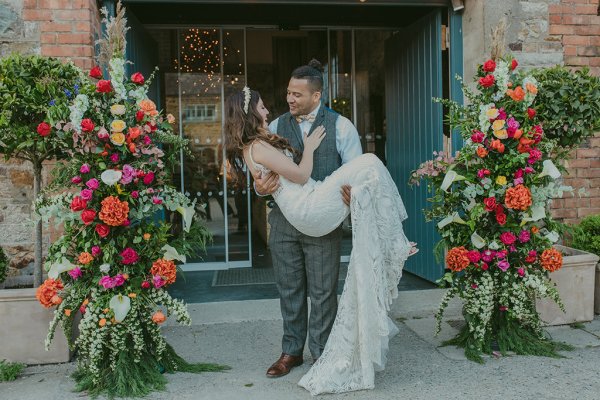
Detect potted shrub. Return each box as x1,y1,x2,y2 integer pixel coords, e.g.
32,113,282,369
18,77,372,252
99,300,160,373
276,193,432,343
0,246,7,289
571,214,600,314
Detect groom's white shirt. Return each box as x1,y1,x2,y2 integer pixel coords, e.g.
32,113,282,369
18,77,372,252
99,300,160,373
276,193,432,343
268,103,363,164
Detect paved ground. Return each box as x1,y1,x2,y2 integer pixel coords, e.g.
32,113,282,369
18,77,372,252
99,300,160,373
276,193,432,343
2,290,600,400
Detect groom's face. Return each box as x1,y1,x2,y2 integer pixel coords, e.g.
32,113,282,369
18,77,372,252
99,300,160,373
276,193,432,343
287,78,321,116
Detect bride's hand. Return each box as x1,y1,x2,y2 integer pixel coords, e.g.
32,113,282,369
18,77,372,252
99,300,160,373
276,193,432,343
303,125,326,152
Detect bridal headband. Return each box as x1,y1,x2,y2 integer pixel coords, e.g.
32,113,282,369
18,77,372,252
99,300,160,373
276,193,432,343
242,86,251,114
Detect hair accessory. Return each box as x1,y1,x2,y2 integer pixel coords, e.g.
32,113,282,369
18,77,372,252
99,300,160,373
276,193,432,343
242,86,251,114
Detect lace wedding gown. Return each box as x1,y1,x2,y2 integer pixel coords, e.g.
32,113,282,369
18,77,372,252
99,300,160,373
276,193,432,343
250,147,412,395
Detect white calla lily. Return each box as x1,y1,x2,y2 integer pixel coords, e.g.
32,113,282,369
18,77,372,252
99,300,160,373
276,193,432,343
488,241,500,250
440,170,466,192
101,170,123,186
544,231,560,243
161,244,186,263
48,258,77,279
99,263,111,273
520,205,546,226
176,205,195,233
471,232,486,249
109,294,131,323
437,212,467,229
538,160,561,179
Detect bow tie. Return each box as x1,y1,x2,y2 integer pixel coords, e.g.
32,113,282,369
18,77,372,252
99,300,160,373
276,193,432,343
295,114,316,123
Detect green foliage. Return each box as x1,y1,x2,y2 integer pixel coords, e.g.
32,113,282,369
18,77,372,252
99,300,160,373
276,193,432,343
0,54,83,164
531,66,600,150
0,359,26,382
0,246,7,284
572,214,600,257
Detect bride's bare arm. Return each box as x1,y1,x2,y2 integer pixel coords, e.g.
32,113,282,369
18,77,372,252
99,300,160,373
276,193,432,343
249,126,326,185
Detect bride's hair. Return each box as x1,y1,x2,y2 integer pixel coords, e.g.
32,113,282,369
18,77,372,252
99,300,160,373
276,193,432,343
224,88,298,185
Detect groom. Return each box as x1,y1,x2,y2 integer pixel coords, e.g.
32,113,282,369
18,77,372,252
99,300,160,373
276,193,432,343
255,59,362,377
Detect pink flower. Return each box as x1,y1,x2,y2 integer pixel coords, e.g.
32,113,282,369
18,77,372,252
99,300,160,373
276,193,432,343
97,128,109,140
153,275,166,288
481,262,489,271
86,178,99,190
526,250,537,263
509,245,517,252
80,189,93,201
143,171,155,185
113,274,126,287
524,166,534,174
143,135,152,145
467,250,481,264
121,164,135,184
80,164,91,174
91,245,102,257
498,260,510,271
527,148,542,164
477,169,490,179
68,267,82,280
120,247,139,265
514,177,524,185
497,108,507,120
518,230,531,243
471,283,479,289
500,232,517,245
110,153,119,163
499,305,509,311
141,280,151,289
152,196,163,205
122,219,130,227
514,169,524,179
481,250,495,263
99,275,116,289
517,267,525,277
131,191,139,199
496,250,508,260
471,131,485,143
72,176,83,184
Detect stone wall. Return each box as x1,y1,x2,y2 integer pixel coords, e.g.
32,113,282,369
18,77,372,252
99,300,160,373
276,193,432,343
0,0,100,280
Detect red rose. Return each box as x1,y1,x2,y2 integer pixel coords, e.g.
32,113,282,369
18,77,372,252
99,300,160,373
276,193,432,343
70,196,87,212
81,118,95,132
511,59,518,70
495,204,504,215
131,72,145,85
496,213,507,226
96,80,112,93
143,171,155,185
95,223,110,238
479,74,495,88
89,66,102,79
136,110,145,122
37,122,51,137
483,197,497,212
81,209,97,225
527,108,536,119
483,59,496,73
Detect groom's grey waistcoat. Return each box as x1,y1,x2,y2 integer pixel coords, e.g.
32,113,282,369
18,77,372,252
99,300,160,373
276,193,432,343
276,106,341,181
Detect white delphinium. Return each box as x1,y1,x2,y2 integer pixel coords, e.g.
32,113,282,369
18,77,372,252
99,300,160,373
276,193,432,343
495,60,511,94
69,94,89,133
109,57,128,101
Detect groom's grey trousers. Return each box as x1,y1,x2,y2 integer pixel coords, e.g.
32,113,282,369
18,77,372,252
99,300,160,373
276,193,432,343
269,108,343,359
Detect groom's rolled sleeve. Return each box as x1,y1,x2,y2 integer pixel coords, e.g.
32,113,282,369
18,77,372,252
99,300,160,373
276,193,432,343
336,116,362,164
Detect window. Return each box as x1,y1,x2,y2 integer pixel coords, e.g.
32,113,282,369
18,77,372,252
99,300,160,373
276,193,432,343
184,104,217,122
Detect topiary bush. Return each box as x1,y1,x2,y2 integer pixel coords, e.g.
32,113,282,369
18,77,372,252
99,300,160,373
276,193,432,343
572,214,600,257
0,246,7,284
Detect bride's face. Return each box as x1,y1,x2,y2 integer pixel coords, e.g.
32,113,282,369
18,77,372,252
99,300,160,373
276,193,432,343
256,98,269,128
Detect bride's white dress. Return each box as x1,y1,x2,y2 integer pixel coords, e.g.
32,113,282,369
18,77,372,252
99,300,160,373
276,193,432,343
250,147,412,395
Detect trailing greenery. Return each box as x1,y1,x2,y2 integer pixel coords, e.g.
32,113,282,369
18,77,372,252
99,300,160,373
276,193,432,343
531,66,600,151
0,246,8,284
0,359,26,382
571,214,600,257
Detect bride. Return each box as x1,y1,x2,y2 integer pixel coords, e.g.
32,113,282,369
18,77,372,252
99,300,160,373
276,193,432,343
224,87,415,395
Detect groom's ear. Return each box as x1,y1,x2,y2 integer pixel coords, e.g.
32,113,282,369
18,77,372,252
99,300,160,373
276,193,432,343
312,90,322,103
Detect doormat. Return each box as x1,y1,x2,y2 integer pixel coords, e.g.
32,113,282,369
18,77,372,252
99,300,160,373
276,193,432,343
212,265,349,287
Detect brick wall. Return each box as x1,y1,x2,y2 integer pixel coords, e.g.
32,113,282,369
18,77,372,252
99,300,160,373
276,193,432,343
0,0,99,279
548,0,600,223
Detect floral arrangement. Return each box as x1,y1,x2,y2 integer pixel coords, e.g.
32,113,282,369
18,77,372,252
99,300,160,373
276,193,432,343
412,56,575,362
34,3,226,397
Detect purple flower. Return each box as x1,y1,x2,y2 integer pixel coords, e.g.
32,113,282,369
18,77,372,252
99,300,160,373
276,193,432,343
518,230,531,243
481,249,495,263
498,260,510,272
80,164,91,174
99,275,116,289
86,178,99,190
110,153,119,163
80,189,93,201
72,176,83,184
153,275,166,288
91,245,102,257
68,267,82,280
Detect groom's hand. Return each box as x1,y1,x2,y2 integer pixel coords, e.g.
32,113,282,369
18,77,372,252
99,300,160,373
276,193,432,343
341,185,352,206
255,171,280,196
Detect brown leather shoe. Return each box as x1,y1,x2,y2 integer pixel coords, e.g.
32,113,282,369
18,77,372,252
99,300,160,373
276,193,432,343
266,353,303,378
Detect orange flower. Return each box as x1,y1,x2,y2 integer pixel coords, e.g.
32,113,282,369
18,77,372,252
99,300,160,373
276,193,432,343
513,129,523,140
507,86,525,102
531,226,540,234
99,196,130,226
151,258,177,285
122,273,129,280
525,82,538,94
541,248,563,272
152,311,166,324
490,139,505,153
78,252,94,265
127,126,142,141
143,233,151,241
517,137,536,153
128,293,137,298
82,298,89,306
446,246,470,272
64,309,72,317
128,142,136,153
476,146,488,158
36,278,64,308
51,295,62,305
139,99,158,116
505,185,532,211
99,318,107,327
